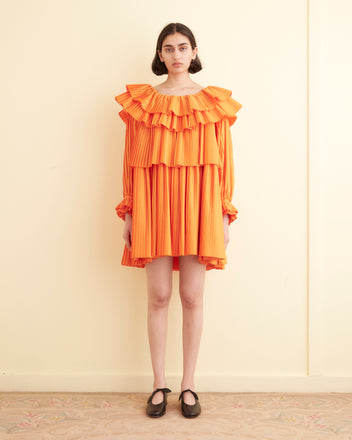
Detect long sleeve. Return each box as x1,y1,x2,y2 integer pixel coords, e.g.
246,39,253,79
115,114,133,221
217,117,239,225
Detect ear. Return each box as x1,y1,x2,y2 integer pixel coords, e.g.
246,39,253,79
158,50,163,62
192,47,198,60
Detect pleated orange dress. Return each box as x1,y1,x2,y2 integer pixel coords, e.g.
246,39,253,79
114,84,242,271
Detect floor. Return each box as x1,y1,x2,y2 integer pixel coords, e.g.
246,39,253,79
0,392,351,439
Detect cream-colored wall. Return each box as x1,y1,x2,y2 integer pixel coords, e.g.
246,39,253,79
0,0,351,392
309,0,352,381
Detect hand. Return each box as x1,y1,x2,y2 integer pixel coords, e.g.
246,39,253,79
223,214,230,249
123,212,132,251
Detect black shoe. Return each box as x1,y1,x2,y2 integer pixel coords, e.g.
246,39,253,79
178,389,201,418
146,387,172,418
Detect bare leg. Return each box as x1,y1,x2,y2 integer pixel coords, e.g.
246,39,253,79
145,256,173,404
178,255,206,405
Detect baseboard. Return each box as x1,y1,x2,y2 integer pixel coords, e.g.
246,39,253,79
1,374,352,393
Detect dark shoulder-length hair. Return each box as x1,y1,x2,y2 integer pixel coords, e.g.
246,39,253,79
151,23,203,75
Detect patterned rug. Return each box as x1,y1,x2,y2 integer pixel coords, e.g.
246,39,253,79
0,392,351,439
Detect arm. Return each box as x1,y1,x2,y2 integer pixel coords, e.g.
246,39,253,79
115,115,133,221
115,114,133,250
217,118,239,226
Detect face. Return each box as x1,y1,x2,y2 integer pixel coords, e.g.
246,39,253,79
158,32,197,73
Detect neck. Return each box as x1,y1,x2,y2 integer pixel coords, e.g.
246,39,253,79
162,73,195,89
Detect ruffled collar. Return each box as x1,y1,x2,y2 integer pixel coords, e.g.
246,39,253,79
115,83,242,131
125,83,233,116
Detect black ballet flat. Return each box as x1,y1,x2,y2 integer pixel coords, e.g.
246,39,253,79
146,387,172,418
178,388,201,418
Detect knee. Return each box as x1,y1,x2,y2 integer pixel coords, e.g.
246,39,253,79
179,287,203,309
149,289,172,309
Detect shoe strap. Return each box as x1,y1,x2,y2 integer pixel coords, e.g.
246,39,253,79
178,388,199,401
147,387,172,403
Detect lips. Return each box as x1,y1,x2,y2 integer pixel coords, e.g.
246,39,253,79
172,63,183,66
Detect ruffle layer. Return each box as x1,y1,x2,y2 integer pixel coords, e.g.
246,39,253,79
126,118,221,168
115,195,132,220
115,84,242,132
119,165,228,271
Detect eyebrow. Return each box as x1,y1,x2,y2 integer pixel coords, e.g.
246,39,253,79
162,43,189,48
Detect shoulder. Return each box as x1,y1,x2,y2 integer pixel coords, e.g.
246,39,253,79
114,84,150,101
203,85,237,99
204,86,243,122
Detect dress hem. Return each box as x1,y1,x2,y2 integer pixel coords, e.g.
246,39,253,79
121,246,227,271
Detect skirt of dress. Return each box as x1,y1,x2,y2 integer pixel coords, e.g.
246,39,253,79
121,163,227,271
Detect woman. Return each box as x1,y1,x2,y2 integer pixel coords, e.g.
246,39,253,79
114,22,242,418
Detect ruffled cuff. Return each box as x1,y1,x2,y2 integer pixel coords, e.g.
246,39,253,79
222,199,238,225
115,195,133,221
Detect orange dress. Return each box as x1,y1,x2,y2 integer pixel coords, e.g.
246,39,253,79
114,84,242,271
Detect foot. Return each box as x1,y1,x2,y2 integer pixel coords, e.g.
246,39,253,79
181,389,196,405
152,390,165,405
151,383,168,404
181,383,196,404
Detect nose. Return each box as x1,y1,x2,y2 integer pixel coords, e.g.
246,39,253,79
174,49,183,60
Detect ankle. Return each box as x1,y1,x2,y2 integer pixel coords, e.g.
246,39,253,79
181,383,195,391
153,382,167,390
